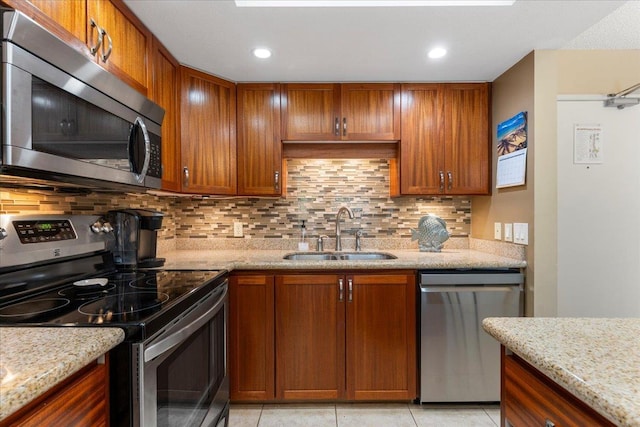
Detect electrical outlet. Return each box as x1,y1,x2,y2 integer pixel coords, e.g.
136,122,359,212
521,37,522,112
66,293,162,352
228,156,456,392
514,223,529,245
233,222,243,238
504,223,513,242
494,222,502,240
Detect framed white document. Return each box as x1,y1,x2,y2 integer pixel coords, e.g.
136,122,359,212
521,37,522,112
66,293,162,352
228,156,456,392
496,148,527,188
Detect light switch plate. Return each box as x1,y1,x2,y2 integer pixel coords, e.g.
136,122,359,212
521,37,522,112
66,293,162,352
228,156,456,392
514,223,528,245
504,223,513,242
494,222,502,240
233,222,243,237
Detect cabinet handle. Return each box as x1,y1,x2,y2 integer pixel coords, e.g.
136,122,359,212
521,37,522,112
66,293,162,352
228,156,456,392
342,117,347,137
100,28,113,62
447,171,453,191
274,171,279,191
348,278,353,302
334,117,340,136
439,171,445,192
545,420,555,427
89,19,103,55
183,167,190,188
338,278,344,302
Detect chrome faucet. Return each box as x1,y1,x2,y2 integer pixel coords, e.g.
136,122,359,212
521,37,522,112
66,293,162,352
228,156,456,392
335,206,354,251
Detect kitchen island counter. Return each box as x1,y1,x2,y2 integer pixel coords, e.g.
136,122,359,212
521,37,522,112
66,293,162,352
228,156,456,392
483,317,640,427
160,248,526,271
0,327,125,421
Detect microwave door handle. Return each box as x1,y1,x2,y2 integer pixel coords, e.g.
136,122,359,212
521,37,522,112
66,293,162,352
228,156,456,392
143,284,228,363
129,117,151,183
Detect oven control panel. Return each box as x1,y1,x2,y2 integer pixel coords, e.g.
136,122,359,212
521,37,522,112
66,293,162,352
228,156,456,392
12,220,77,244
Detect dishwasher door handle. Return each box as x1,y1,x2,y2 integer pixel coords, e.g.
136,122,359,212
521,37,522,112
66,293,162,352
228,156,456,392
420,285,522,293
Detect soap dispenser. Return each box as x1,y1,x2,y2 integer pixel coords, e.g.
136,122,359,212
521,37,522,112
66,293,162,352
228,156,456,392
298,220,309,251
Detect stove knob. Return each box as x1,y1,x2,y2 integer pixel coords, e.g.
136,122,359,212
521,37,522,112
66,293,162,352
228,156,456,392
91,221,103,233
0,228,7,240
101,222,114,233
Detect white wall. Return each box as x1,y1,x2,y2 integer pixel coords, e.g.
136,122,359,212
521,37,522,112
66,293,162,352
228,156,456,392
557,98,640,317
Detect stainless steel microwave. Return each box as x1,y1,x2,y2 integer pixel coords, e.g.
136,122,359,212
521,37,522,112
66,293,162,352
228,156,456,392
0,9,164,191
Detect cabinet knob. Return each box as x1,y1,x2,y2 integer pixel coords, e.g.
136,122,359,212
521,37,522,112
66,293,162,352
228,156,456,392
545,420,556,427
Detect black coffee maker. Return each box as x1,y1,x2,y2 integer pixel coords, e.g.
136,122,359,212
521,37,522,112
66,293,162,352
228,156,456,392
107,209,165,268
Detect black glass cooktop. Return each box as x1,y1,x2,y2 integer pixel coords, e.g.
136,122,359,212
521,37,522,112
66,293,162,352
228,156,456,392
0,268,225,340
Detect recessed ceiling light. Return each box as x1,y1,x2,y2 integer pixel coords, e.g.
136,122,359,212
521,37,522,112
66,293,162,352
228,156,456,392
253,48,272,59
428,47,447,59
235,1,515,7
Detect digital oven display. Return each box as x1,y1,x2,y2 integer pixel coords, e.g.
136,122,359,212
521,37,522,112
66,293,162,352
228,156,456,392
12,220,77,244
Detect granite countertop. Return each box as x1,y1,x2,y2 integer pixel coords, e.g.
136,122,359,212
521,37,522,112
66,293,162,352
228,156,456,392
0,327,125,421
483,317,640,427
159,248,526,271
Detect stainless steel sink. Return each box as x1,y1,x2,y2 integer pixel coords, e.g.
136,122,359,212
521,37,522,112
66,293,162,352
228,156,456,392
338,252,397,260
283,252,338,260
283,252,397,261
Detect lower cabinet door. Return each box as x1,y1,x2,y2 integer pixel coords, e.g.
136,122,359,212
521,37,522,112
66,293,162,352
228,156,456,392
229,274,275,401
346,273,417,400
275,274,345,400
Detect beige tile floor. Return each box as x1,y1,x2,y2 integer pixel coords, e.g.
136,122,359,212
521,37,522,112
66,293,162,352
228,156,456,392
229,403,501,427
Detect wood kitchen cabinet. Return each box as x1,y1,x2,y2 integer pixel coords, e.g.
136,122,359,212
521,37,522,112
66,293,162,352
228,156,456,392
150,37,181,192
281,83,400,141
502,350,615,427
399,83,490,195
275,273,345,400
229,274,275,401
180,66,237,195
0,358,109,427
16,0,152,95
237,83,283,196
275,271,416,401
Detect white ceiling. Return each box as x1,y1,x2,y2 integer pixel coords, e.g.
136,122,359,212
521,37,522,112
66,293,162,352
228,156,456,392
123,0,638,83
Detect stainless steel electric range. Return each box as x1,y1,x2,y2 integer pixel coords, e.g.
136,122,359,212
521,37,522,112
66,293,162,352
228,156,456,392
0,215,229,427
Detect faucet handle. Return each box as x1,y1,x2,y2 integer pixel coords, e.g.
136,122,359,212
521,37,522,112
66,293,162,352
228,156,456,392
355,229,363,251
317,235,329,252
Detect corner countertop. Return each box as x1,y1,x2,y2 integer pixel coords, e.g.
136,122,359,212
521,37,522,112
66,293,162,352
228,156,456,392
159,248,526,271
0,327,125,421
483,317,640,427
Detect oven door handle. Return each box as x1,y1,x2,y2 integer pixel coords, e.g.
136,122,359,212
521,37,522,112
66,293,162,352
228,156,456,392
144,283,228,363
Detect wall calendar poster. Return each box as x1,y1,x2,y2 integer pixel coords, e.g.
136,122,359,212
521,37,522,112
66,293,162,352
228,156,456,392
496,112,528,188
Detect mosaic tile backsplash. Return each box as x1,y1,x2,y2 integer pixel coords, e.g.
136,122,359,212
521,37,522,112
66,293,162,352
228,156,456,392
1,159,471,244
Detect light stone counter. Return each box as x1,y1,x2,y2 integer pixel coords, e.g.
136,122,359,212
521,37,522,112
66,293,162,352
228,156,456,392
0,327,125,421
159,248,526,271
483,317,640,427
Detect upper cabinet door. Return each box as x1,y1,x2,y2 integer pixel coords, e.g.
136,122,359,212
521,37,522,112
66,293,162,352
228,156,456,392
237,83,282,196
24,0,88,43
86,0,152,95
341,83,400,141
281,83,341,141
180,67,237,195
400,83,445,194
399,83,490,196
281,83,400,142
150,37,181,193
443,83,490,195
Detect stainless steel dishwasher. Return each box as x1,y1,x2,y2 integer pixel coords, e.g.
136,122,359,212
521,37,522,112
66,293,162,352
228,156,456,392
419,269,524,403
